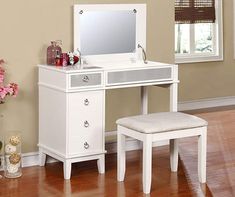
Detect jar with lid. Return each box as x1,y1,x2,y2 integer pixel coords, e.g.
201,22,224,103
47,40,62,65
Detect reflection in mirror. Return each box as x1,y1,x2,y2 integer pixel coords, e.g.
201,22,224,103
79,10,136,56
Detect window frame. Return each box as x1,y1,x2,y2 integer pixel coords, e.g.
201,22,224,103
175,0,223,64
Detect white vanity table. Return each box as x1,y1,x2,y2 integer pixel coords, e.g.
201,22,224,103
38,4,178,180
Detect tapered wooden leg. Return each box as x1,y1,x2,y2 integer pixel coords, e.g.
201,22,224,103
97,154,105,174
141,86,148,115
39,148,46,166
198,128,207,183
170,139,178,172
63,160,72,180
170,82,178,112
143,134,152,194
117,130,126,182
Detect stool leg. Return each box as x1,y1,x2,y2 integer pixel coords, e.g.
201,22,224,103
170,139,178,172
117,132,126,182
143,135,152,194
198,129,207,183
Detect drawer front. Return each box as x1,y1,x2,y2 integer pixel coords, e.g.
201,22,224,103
107,67,172,86
68,91,104,130
70,72,102,88
68,129,103,155
68,90,104,155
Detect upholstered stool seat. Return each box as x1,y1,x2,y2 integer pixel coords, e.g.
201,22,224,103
116,112,208,194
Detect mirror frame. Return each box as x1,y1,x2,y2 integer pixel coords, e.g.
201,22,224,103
74,4,146,64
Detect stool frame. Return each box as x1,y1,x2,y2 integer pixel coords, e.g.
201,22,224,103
117,125,207,194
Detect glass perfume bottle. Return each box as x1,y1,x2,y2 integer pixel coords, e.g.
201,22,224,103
47,40,62,65
55,50,61,66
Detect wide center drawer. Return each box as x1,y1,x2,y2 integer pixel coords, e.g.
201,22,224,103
106,67,172,86
69,72,103,88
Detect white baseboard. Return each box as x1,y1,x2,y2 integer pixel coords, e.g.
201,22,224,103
22,152,40,167
2,96,234,170
178,96,235,111
21,152,57,167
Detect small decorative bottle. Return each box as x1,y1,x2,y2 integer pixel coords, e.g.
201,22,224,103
47,40,62,65
55,50,61,66
4,132,22,178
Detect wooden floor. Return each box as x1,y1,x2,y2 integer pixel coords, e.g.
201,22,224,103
1,106,235,197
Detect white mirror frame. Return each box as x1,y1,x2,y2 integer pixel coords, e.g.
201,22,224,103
74,4,146,64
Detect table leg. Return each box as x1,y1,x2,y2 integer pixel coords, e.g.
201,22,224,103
39,148,46,166
170,83,178,112
141,86,148,115
97,154,105,174
63,160,72,180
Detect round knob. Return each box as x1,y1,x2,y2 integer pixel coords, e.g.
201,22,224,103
84,121,89,128
82,75,89,82
84,99,89,106
84,142,89,149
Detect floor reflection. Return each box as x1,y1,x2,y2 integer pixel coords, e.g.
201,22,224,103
1,107,235,196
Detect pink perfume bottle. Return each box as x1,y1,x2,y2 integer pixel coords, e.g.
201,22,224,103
47,40,62,65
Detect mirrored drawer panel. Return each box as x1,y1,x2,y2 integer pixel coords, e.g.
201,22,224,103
70,72,102,88
107,67,172,86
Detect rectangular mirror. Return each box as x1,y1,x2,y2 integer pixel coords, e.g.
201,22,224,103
80,10,136,56
74,4,146,63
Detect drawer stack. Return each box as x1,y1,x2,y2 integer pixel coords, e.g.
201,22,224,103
68,90,104,156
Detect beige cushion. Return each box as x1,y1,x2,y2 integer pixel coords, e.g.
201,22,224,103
116,112,208,134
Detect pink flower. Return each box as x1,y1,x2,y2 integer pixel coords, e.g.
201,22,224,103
0,86,7,100
0,67,5,83
0,59,18,103
7,83,19,97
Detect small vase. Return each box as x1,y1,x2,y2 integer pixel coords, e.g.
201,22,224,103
4,131,22,178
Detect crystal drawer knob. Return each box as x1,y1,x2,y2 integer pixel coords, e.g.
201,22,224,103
82,75,89,82
84,121,89,128
84,99,89,106
84,142,89,149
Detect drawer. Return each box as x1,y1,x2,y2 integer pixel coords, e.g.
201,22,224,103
106,67,172,86
69,72,102,88
68,132,103,155
68,91,104,124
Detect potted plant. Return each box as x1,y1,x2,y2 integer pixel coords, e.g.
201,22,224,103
0,59,18,178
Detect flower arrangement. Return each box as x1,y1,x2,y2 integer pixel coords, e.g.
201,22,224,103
0,59,18,104
0,59,19,175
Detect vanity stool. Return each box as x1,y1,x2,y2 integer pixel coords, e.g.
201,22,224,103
116,112,208,194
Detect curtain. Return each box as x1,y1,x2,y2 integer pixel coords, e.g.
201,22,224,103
175,0,216,24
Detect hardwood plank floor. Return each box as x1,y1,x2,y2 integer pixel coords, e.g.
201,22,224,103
1,106,235,197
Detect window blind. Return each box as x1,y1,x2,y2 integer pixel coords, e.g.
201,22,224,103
175,0,216,24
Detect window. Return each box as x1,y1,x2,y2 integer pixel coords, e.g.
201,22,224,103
175,0,223,63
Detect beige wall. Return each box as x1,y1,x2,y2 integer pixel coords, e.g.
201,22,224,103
179,1,235,101
0,0,233,153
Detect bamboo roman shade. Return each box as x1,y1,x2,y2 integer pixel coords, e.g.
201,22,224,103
175,0,216,24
